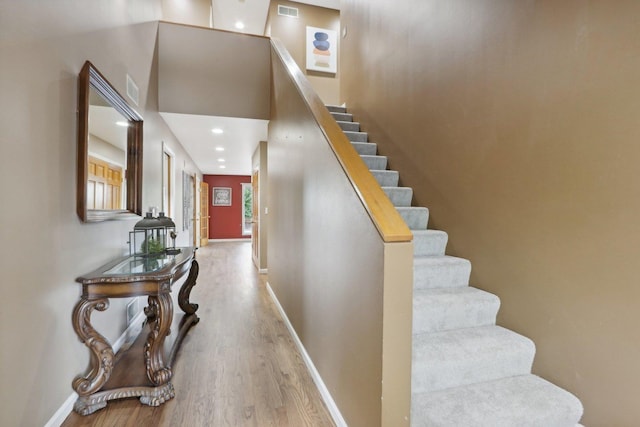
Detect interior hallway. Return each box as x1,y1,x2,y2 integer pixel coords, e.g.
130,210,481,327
62,241,335,427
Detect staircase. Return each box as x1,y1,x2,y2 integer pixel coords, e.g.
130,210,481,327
327,105,584,427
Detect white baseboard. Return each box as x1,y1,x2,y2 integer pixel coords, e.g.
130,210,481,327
266,282,347,427
44,310,146,427
44,392,77,427
112,310,145,354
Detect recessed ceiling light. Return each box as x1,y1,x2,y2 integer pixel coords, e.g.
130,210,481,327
215,147,225,151
116,121,129,127
217,158,225,162
211,128,224,134
220,165,226,169
235,21,245,30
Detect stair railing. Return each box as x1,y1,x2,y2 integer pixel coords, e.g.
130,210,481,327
270,38,412,244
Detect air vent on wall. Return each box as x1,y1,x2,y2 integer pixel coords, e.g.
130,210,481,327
278,5,299,18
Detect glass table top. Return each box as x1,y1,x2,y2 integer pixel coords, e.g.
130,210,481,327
76,247,194,284
104,254,178,275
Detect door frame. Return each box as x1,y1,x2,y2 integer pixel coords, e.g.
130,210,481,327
251,168,260,269
200,181,209,247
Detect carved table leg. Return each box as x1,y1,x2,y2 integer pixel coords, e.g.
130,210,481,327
166,258,201,366
178,258,199,316
71,298,114,415
144,293,173,386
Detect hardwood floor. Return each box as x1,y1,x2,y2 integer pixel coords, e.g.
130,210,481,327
62,242,336,427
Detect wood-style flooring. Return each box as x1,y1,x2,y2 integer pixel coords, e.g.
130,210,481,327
62,241,336,427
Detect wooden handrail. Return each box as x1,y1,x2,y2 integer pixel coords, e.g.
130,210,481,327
270,38,412,243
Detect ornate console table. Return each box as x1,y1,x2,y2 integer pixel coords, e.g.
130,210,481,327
72,247,199,415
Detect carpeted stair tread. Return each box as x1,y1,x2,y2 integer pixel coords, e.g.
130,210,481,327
414,256,471,289
344,130,368,142
361,154,388,170
337,120,360,132
383,186,413,207
412,325,535,394
413,287,500,334
397,207,429,230
351,141,377,155
412,230,448,257
411,374,584,427
326,105,347,113
330,112,352,122
371,170,399,187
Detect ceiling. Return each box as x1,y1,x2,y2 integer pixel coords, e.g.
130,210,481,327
161,0,339,176
212,0,340,36
90,105,128,151
161,112,269,175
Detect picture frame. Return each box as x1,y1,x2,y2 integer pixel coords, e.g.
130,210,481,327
306,26,338,74
182,171,192,231
212,187,232,206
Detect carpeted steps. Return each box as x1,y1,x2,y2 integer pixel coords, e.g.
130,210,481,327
372,170,399,187
412,325,535,394
412,287,500,334
413,230,448,257
327,104,583,426
382,186,413,207
412,375,584,427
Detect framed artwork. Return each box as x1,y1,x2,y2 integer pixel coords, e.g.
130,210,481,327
306,26,337,73
182,171,193,231
213,187,232,206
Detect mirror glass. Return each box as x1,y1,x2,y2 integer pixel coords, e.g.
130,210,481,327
87,88,128,210
77,61,143,222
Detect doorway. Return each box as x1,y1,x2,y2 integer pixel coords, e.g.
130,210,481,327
251,169,259,267
241,182,253,237
200,181,209,246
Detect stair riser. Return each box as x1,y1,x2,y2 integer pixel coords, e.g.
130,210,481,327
372,170,399,187
414,257,471,289
361,155,387,171
412,327,536,394
351,142,377,156
327,105,347,113
338,121,360,132
344,131,368,142
413,231,448,257
331,112,352,122
412,288,500,335
383,187,413,207
398,207,429,230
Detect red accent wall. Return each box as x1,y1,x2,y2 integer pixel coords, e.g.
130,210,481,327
203,175,251,239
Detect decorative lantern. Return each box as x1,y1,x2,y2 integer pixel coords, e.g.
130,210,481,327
157,212,180,255
129,212,167,257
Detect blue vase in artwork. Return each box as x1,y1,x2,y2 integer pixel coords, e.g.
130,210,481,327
312,31,331,68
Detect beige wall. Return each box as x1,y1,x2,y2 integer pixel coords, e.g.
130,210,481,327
269,45,386,427
158,23,271,120
266,0,340,105
341,0,640,425
161,0,211,27
0,3,201,425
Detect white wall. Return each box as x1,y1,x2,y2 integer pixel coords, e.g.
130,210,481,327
0,2,201,425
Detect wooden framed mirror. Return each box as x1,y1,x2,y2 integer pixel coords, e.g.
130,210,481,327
77,61,143,222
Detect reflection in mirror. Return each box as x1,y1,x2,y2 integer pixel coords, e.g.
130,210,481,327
88,88,127,210
77,61,143,222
